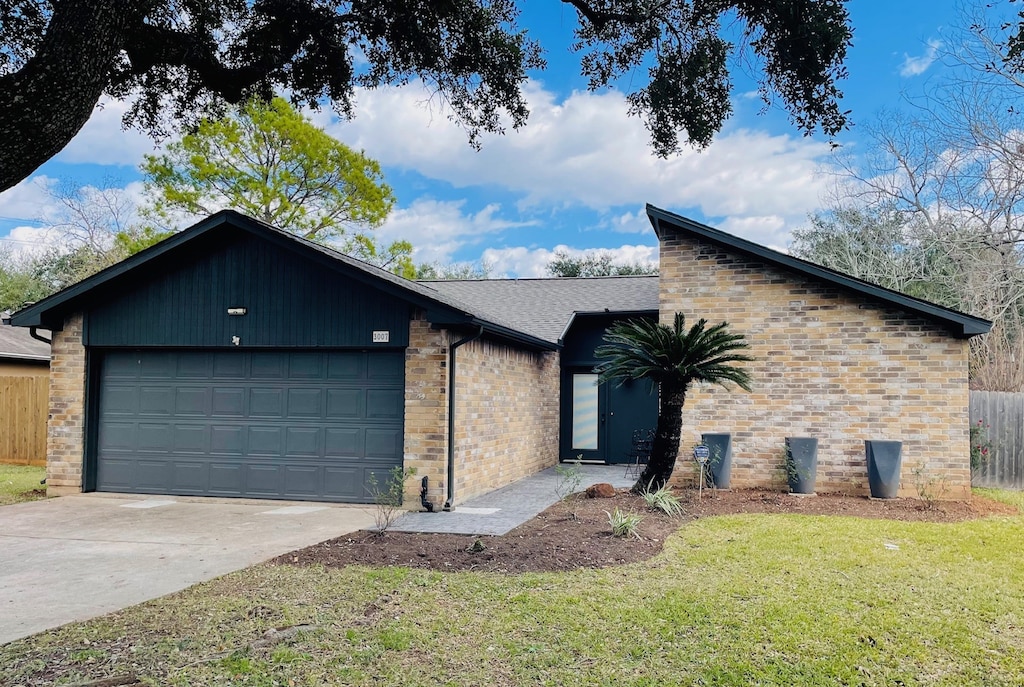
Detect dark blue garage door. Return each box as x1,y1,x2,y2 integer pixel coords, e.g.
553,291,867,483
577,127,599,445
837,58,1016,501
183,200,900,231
95,350,404,503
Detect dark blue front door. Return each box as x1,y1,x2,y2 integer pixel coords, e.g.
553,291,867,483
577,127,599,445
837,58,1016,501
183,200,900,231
565,369,657,464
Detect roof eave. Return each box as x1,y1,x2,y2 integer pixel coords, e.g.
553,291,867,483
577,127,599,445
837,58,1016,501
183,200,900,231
646,204,993,339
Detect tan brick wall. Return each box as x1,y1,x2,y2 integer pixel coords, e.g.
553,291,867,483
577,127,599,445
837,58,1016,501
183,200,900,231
403,313,449,508
46,313,87,496
660,235,971,498
452,338,560,504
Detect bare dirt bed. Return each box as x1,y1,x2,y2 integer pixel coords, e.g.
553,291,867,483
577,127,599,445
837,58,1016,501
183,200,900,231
274,488,1017,575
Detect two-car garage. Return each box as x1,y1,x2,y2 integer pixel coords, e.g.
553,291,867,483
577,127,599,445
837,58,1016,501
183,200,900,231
94,350,405,502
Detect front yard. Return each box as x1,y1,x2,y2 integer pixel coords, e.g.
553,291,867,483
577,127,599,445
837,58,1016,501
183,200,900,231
3,489,1024,686
0,463,45,506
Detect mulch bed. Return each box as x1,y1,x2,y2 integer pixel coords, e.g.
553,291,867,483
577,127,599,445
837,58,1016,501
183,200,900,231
273,488,1018,575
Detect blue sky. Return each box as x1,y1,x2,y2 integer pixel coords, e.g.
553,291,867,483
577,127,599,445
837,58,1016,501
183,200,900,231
0,1,978,276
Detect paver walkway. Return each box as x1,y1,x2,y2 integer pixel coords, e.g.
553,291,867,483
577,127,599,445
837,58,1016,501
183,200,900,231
392,464,634,535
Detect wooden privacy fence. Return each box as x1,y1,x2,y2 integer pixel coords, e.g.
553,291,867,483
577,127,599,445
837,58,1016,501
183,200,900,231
0,375,48,466
970,390,1024,490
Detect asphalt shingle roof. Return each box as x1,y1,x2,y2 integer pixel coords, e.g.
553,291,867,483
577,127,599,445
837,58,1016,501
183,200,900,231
0,321,50,361
421,276,659,344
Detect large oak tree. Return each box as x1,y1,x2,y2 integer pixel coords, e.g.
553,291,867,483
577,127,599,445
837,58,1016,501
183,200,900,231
0,0,852,192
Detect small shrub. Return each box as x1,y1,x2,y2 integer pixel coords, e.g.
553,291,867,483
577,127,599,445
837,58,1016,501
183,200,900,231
970,420,993,471
912,464,949,510
366,466,416,534
641,483,683,516
554,456,584,501
607,508,643,539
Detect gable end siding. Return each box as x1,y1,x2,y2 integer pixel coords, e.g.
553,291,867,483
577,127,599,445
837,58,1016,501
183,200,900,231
86,231,411,348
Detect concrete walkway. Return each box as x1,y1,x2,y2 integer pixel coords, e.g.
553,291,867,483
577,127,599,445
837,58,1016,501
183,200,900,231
393,464,634,536
0,494,375,645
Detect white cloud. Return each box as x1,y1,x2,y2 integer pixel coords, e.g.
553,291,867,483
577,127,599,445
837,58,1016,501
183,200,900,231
481,243,658,278
376,198,536,264
332,80,833,225
56,97,159,167
0,176,60,224
717,214,789,250
899,38,943,77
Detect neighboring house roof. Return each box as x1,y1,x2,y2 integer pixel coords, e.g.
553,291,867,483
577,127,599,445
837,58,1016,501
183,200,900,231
0,321,50,363
423,277,658,344
646,204,993,338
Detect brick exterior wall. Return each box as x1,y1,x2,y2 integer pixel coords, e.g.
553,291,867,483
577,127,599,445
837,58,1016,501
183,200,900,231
452,338,560,504
46,313,87,496
402,313,450,508
660,234,971,498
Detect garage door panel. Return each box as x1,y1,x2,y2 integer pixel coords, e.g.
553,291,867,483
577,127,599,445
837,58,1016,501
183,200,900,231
325,428,362,457
175,355,210,378
99,422,137,450
367,389,403,420
365,428,402,459
327,352,362,380
250,353,286,378
246,464,283,495
172,462,207,491
368,352,404,380
139,387,174,415
211,387,245,416
323,466,361,499
212,352,245,378
284,466,320,496
250,388,284,417
135,460,172,490
175,388,209,415
287,388,322,417
285,426,320,456
137,423,172,452
326,388,362,418
96,350,404,502
139,352,175,378
173,424,208,452
288,353,324,379
103,354,140,378
97,458,134,489
248,426,284,456
100,386,139,415
210,425,245,454
209,463,244,494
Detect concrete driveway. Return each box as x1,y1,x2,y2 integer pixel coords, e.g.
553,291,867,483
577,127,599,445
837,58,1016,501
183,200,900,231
0,494,376,645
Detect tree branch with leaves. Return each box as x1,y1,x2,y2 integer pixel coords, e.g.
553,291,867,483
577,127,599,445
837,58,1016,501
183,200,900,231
0,0,852,192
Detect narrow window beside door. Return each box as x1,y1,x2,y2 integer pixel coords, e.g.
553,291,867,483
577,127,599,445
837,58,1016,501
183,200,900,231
572,373,599,450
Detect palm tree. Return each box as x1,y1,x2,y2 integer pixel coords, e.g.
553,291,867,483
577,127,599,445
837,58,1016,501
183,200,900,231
595,312,754,492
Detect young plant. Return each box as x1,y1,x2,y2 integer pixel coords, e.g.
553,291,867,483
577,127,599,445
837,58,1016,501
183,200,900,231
607,508,644,539
554,456,584,502
366,466,416,534
912,464,949,510
642,482,684,516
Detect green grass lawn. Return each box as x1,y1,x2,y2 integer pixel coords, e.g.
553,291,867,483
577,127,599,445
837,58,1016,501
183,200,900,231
3,494,1023,686
0,463,46,506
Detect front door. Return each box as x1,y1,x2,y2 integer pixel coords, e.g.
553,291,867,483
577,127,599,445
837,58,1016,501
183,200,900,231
564,370,657,464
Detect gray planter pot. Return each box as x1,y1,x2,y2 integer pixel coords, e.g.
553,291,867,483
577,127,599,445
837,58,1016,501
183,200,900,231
865,440,903,499
701,433,733,489
785,437,818,494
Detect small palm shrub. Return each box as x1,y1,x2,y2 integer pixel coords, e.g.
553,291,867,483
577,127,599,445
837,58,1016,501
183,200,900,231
607,508,644,538
641,483,683,516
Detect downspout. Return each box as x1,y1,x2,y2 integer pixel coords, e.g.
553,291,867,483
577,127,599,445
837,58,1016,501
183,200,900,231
29,327,51,345
444,325,484,511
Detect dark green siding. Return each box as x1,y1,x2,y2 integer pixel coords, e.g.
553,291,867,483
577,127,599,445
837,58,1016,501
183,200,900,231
85,231,411,348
